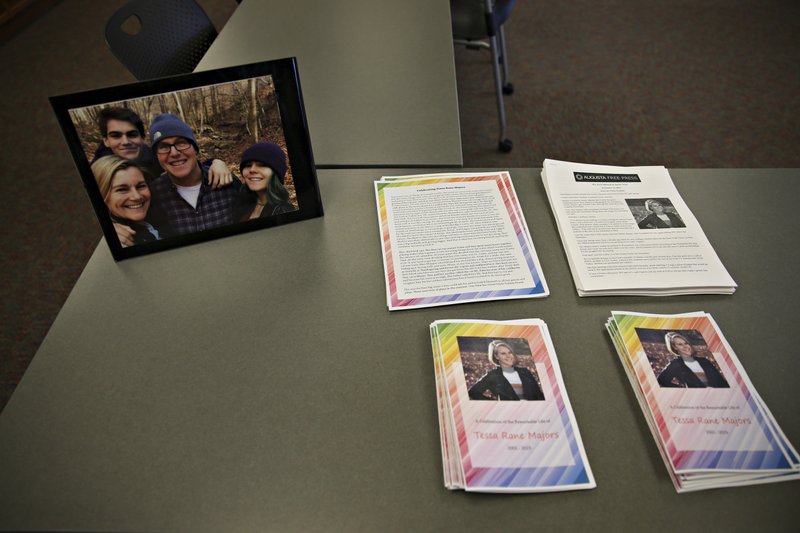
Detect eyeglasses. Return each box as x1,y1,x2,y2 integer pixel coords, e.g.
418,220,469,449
156,139,193,154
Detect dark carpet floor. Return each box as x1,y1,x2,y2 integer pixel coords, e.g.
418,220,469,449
1,0,798,412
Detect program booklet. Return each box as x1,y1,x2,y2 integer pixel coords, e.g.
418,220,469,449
375,172,548,310
430,318,595,493
542,159,736,296
606,311,800,492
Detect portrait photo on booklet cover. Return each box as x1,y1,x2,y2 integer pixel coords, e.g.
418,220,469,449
458,336,545,401
635,327,730,389
51,58,323,260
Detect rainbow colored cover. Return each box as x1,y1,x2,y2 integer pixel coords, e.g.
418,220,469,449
607,311,800,492
430,319,595,492
376,173,548,310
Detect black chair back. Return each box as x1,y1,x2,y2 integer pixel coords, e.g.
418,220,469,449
105,0,217,80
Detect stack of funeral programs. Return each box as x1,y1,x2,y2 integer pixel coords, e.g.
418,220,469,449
430,319,595,493
607,311,799,492
375,172,548,310
542,159,736,296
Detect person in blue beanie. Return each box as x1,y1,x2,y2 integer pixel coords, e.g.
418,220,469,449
147,113,240,235
235,142,296,220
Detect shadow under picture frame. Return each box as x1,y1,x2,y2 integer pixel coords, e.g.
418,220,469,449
50,58,323,261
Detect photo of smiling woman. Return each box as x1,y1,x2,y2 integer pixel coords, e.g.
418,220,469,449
92,155,169,247
657,331,729,388
468,340,545,401
235,142,296,220
638,198,685,229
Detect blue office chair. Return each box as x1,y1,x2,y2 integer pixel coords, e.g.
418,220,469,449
105,0,218,80
451,0,516,152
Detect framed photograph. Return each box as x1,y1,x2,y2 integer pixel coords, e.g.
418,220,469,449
50,58,323,260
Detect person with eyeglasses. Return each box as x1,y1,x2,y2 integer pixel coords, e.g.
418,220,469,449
91,107,233,189
147,113,241,235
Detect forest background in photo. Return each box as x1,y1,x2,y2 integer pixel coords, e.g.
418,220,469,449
68,75,296,204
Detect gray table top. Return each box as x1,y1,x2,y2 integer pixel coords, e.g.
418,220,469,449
196,0,462,168
0,169,797,532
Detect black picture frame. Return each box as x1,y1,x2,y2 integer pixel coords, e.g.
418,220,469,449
50,58,323,261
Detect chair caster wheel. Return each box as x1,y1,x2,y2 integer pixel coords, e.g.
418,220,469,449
502,83,514,95
498,139,513,153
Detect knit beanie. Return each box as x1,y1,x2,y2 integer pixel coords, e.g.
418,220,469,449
149,113,198,150
239,142,287,183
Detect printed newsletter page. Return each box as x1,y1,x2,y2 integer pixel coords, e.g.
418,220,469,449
543,160,735,292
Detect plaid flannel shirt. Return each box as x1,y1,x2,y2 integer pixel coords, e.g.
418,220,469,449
149,164,240,235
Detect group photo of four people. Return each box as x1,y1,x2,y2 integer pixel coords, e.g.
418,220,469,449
90,107,296,247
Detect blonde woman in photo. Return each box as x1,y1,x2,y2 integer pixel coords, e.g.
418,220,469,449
92,155,169,247
657,332,729,388
468,340,544,401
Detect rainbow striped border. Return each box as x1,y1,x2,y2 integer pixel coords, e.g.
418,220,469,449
376,173,547,310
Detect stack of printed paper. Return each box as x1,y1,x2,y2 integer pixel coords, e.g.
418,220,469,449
375,172,548,310
542,159,736,296
430,319,595,493
606,311,800,492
